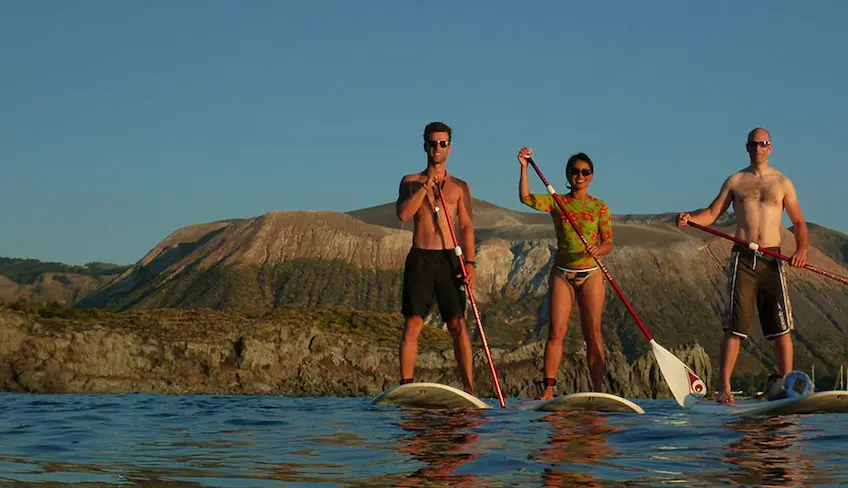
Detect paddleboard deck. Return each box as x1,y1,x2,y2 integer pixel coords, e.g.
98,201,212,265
692,390,848,416
370,382,490,410
517,392,645,414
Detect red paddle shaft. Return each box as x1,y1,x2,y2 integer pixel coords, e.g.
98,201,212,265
435,179,506,408
687,221,847,285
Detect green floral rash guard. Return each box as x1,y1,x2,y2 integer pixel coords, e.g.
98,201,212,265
521,193,613,267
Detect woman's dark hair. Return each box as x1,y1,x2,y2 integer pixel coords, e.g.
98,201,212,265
565,153,594,175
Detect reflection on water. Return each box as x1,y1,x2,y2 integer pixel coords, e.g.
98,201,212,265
532,412,620,487
723,416,836,487
394,410,488,487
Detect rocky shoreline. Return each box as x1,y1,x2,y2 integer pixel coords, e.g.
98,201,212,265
0,306,711,399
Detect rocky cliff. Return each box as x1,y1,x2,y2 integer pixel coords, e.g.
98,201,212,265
0,306,710,400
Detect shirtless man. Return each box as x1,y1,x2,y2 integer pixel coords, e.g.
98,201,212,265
677,127,808,403
396,121,478,393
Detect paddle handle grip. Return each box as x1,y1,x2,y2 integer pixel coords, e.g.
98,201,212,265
525,158,654,342
686,221,848,285
435,181,507,408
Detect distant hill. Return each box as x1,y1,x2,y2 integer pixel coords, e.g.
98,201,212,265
0,257,129,305
75,212,411,312
793,223,848,268
346,198,551,230
0,257,129,284
347,200,735,229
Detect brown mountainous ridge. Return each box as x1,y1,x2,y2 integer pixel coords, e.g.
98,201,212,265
0,258,128,306
795,222,848,269
60,199,848,388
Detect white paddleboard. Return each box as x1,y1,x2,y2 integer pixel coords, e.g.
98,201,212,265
692,390,848,417
518,392,645,414
371,382,490,410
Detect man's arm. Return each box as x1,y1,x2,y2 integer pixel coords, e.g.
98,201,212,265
456,179,477,287
783,178,808,267
677,176,735,227
397,177,430,222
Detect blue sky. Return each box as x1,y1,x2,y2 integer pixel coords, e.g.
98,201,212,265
2,1,846,265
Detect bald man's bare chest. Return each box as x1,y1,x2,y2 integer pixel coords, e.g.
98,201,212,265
732,175,785,208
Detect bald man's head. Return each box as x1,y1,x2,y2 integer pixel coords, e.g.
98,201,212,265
746,127,773,163
747,127,771,143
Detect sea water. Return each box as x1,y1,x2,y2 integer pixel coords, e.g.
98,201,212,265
0,393,846,487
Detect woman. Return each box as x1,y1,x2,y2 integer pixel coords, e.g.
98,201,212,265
517,147,613,399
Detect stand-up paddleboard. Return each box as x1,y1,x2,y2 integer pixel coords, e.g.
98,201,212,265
693,390,848,417
517,392,645,414
371,382,490,410
693,372,848,416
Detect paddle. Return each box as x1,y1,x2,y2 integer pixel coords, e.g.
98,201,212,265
525,157,707,407
687,221,848,285
434,179,507,408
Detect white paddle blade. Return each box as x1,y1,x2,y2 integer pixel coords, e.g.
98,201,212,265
650,340,707,407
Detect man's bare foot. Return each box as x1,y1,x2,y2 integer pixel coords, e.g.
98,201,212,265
537,386,554,401
716,391,735,404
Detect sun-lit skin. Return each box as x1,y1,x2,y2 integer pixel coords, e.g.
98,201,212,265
517,147,613,400
677,128,809,403
395,127,477,394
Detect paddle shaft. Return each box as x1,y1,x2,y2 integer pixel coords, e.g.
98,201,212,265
525,158,654,342
434,181,507,408
687,221,848,285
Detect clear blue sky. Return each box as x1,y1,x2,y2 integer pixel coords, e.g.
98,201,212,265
2,1,846,265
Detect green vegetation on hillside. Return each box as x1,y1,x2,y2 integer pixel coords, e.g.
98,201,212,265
3,299,114,320
1,300,448,344
90,259,405,314
0,257,129,284
267,259,403,312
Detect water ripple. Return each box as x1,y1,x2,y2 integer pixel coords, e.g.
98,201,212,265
0,392,846,486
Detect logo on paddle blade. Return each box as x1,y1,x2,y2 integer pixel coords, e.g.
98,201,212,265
687,370,706,397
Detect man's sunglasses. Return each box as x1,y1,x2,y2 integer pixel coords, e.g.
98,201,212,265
746,140,771,148
569,168,593,177
425,140,450,149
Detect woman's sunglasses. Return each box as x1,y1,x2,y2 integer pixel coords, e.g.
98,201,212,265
569,168,593,177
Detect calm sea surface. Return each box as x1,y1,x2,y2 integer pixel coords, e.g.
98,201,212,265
0,392,846,487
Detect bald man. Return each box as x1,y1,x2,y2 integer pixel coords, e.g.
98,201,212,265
677,127,808,403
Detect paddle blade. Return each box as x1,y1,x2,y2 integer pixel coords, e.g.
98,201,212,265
650,340,707,407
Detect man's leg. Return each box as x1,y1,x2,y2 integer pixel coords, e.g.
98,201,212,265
434,251,474,393
773,333,793,375
445,317,474,393
761,254,794,377
399,248,434,384
718,331,742,402
720,249,754,402
399,316,424,383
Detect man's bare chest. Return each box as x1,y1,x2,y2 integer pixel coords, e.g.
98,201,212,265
419,185,460,214
733,178,784,207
